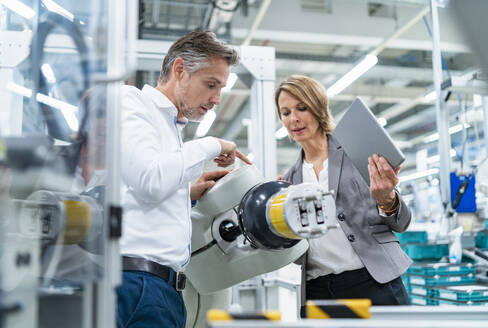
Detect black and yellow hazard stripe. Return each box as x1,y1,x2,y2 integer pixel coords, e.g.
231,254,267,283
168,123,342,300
207,309,281,322
305,299,371,319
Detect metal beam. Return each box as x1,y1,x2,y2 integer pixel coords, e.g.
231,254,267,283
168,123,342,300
237,45,277,179
231,0,470,53
431,0,451,206
483,96,488,156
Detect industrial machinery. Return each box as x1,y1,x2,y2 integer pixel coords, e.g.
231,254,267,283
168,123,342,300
0,0,137,327
184,165,336,327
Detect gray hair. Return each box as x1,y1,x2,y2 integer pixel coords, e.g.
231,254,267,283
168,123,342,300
158,30,239,83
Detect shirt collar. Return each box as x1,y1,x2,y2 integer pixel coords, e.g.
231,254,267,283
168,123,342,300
176,117,188,130
142,84,178,117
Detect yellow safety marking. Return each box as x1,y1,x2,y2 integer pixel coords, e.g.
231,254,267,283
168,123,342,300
0,140,6,160
263,311,281,321
340,299,371,319
207,309,282,322
269,194,298,239
306,301,330,319
207,309,234,322
305,299,371,319
62,200,92,244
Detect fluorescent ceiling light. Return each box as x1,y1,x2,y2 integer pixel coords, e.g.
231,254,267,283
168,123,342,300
399,168,439,183
241,118,251,126
42,0,74,21
41,63,57,84
221,73,238,93
6,82,79,130
7,81,32,97
0,0,35,19
426,148,457,164
327,55,378,98
395,140,412,149
423,123,471,144
275,126,288,139
377,117,387,127
195,110,216,137
423,90,436,102
36,94,78,130
473,94,482,108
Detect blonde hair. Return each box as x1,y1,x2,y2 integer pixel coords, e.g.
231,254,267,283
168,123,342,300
275,75,334,135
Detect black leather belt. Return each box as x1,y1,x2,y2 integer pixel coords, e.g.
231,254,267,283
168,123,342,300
122,256,186,291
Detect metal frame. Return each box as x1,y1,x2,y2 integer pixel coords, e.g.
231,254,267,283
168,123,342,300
235,45,277,180
430,0,451,207
95,0,139,327
483,96,488,157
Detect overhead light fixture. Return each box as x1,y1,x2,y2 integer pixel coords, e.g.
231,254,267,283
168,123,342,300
327,55,378,98
423,90,436,102
6,82,79,130
221,73,238,93
6,81,32,97
399,168,439,183
241,118,251,126
426,149,457,164
423,123,471,144
0,0,35,19
275,126,288,139
473,94,482,108
395,140,413,149
377,117,387,127
42,0,74,22
41,63,57,84
195,110,216,137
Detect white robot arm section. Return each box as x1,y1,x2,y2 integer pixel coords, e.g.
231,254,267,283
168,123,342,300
184,165,336,328
186,165,336,294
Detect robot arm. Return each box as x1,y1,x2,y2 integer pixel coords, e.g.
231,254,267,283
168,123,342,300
237,179,335,249
186,165,336,295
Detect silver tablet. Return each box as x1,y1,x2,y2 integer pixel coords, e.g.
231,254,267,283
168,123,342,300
332,97,405,185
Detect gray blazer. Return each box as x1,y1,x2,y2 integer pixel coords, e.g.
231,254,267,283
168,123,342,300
283,134,412,304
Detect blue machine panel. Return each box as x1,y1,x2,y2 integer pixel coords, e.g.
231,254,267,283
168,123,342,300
450,172,476,213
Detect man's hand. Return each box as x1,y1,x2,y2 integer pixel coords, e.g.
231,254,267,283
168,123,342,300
368,154,400,208
190,170,229,201
214,139,252,167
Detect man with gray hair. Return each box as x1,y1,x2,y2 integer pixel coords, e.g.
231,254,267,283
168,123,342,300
117,30,250,328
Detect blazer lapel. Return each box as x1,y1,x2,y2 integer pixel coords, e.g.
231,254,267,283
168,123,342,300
289,149,304,184
327,134,344,196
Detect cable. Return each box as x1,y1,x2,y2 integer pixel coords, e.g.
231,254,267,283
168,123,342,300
32,11,90,143
31,11,91,175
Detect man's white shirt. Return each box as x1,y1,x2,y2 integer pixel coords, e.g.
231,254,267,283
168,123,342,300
119,85,221,272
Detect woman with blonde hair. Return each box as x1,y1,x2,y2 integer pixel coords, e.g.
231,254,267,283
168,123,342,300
276,75,411,312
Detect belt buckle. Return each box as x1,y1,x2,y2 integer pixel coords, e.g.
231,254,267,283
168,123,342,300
175,272,186,291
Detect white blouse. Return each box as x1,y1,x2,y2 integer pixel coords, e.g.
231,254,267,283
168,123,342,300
302,159,365,281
